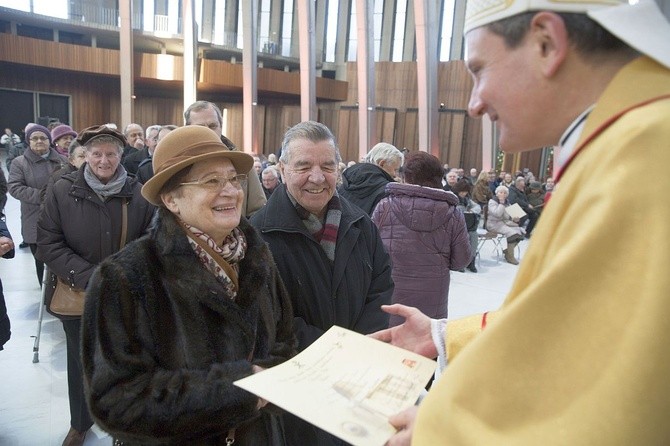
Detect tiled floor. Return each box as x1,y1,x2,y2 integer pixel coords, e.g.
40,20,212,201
0,160,527,445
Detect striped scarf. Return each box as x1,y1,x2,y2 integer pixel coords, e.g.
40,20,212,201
290,193,341,262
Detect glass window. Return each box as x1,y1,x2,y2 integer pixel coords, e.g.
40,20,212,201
143,0,155,31
392,0,407,62
33,0,68,18
347,5,357,61
373,0,383,62
324,0,338,62
0,0,29,11
281,0,294,57
440,0,456,60
213,0,227,45
260,0,271,51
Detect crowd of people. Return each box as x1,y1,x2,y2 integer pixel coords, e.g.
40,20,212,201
0,0,668,444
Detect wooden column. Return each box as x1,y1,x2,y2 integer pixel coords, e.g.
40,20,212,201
414,0,439,154
242,0,258,154
119,0,134,128
297,0,316,122
356,0,376,159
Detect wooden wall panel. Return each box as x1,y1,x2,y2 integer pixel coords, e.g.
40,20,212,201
448,114,466,166
438,113,454,163
263,105,286,156
0,34,119,75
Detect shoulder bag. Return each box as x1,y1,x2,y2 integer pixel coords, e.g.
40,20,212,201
49,199,129,317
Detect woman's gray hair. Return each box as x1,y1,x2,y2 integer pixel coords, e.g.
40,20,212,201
83,135,124,154
364,142,404,167
68,139,82,158
279,121,341,164
495,185,509,195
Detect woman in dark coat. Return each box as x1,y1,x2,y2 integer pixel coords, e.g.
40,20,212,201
81,125,296,445
371,152,470,327
37,125,156,446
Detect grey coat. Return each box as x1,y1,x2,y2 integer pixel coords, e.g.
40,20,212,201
486,198,525,238
8,148,67,243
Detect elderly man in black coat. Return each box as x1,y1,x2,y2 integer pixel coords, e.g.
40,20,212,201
251,121,394,446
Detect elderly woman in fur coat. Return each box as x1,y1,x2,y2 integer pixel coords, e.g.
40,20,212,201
81,126,297,445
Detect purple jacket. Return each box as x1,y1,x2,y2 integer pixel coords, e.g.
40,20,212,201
372,183,471,326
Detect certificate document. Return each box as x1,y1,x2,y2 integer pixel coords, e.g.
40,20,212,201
506,202,527,219
234,326,436,446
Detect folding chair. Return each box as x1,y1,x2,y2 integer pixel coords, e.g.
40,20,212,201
476,229,506,263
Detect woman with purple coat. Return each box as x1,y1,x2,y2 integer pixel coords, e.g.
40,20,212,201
372,152,470,327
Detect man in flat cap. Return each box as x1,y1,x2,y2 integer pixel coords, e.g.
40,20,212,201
373,1,670,444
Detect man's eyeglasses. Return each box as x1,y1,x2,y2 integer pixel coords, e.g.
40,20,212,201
30,136,49,142
180,174,247,191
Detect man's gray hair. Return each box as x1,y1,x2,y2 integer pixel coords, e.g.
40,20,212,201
123,123,142,136
262,166,279,178
183,100,223,126
515,176,526,185
365,142,404,167
279,121,341,164
145,125,161,138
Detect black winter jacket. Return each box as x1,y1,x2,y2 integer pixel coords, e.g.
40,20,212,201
251,185,393,446
337,163,395,215
36,166,155,290
82,209,297,445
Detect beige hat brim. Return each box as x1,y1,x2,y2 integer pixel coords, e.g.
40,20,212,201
141,150,253,206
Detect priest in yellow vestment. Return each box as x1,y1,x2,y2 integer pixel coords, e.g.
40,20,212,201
372,0,670,444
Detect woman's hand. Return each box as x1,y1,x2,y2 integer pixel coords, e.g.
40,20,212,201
385,406,419,446
369,305,437,358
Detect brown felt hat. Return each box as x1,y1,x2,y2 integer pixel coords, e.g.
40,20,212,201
141,125,253,206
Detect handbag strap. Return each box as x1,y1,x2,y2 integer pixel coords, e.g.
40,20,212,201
120,198,128,249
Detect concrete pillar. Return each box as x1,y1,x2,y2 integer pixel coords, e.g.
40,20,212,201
119,0,134,128
414,0,439,154
242,0,258,154
355,0,376,159
183,0,197,109
297,0,316,122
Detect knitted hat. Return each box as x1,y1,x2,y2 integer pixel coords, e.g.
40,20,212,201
141,125,253,206
51,124,77,143
26,124,53,145
530,181,542,189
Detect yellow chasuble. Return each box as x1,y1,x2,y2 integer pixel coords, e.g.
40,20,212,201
413,57,670,444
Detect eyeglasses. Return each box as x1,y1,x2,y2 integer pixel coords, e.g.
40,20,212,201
30,136,48,142
180,174,247,191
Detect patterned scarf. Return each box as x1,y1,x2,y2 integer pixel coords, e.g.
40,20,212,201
180,221,247,299
289,192,341,262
